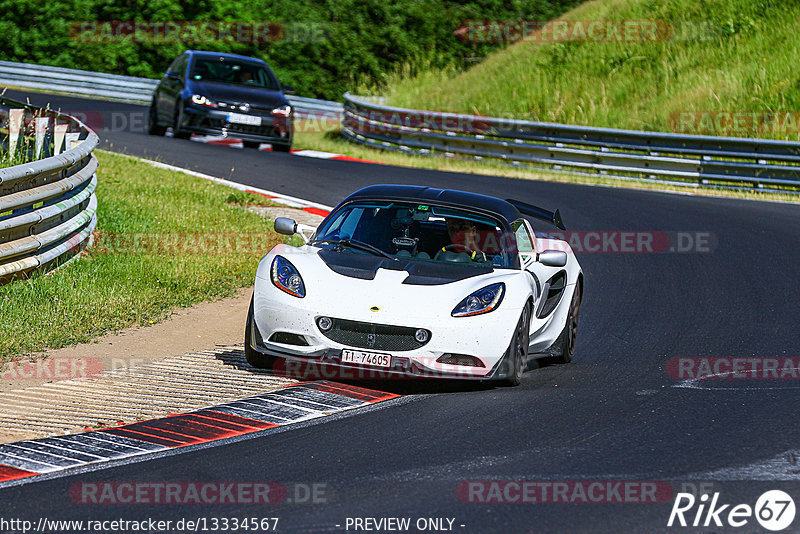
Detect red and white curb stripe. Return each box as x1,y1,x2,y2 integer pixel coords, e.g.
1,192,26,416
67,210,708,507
0,381,398,484
188,134,381,164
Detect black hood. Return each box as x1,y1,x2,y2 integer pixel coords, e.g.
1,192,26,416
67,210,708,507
317,250,493,285
188,80,288,108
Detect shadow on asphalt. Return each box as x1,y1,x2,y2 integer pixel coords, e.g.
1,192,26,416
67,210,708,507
213,347,562,396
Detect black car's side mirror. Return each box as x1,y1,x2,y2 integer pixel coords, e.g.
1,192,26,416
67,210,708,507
166,71,181,80
282,85,296,95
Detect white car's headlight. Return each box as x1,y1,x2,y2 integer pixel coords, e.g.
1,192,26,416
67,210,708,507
451,283,505,317
271,256,305,297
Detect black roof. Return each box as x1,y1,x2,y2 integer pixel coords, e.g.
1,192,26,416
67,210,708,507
342,185,522,224
186,50,267,65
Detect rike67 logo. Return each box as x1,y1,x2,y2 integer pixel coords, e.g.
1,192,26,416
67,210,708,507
668,490,796,531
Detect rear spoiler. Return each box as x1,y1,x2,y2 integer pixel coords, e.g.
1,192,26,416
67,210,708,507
506,199,566,230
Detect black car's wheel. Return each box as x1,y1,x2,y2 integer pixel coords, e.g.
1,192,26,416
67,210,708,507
245,296,275,370
147,102,166,136
499,304,530,387
243,141,262,149
271,142,292,153
172,101,191,139
553,283,581,364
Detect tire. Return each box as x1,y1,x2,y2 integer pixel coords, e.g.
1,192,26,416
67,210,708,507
172,101,191,140
499,305,531,387
147,102,166,136
244,296,275,370
243,140,262,149
271,142,291,153
553,283,581,364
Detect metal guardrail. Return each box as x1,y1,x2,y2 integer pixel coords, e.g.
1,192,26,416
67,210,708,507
0,60,343,117
342,94,800,192
0,97,98,283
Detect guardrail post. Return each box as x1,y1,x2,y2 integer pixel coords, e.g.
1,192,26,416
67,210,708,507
7,108,22,157
53,123,67,155
34,116,49,158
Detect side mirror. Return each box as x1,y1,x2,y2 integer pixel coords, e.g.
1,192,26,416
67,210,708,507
274,217,297,236
166,71,181,80
282,84,296,95
538,250,567,267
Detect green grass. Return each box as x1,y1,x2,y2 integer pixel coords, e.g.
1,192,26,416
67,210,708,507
381,0,800,140
0,151,287,362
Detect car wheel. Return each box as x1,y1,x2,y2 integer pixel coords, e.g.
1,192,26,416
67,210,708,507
553,283,581,364
172,101,191,140
499,304,530,387
147,102,166,136
244,295,275,370
271,142,291,152
243,141,262,149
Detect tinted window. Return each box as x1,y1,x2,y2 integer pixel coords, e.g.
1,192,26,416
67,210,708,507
511,219,534,253
168,54,188,75
190,58,279,90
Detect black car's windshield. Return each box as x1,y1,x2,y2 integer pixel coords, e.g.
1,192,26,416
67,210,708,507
190,58,279,90
311,201,517,268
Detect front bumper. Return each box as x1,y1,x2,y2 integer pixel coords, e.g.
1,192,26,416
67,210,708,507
248,316,515,382
182,105,293,144
250,279,519,381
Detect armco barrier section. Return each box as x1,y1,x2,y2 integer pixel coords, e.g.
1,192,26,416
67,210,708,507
0,97,98,283
342,93,800,192
0,60,343,117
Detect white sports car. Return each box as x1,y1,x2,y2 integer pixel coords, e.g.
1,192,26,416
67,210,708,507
245,185,583,386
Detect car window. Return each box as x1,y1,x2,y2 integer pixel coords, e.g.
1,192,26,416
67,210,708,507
190,58,279,90
313,201,517,268
168,54,188,75
511,219,534,253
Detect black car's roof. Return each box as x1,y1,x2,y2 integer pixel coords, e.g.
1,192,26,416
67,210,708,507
186,50,267,65
342,185,522,224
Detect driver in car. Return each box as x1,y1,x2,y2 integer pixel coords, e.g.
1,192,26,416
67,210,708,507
444,218,489,262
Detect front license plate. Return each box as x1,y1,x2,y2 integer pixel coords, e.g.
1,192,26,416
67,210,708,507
227,112,261,126
341,349,392,368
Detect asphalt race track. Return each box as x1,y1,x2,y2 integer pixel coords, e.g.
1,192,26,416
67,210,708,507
2,90,800,533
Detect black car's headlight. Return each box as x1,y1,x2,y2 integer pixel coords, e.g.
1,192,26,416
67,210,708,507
271,256,305,297
271,105,292,117
452,283,505,317
191,94,217,108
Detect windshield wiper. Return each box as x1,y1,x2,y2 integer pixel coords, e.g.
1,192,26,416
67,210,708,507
308,238,395,260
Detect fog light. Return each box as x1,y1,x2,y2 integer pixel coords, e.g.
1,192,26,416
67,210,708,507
317,316,333,332
415,329,429,343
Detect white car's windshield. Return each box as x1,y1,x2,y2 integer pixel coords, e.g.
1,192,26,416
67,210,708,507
311,201,517,268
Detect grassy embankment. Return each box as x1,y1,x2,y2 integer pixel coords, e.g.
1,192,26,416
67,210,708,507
0,151,286,362
294,0,800,201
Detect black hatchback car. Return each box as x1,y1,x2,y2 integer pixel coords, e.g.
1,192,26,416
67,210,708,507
148,50,294,151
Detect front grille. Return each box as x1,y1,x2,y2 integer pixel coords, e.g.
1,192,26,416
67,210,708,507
320,318,430,352
198,117,278,136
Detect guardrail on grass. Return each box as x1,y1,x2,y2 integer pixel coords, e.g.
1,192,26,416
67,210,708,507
342,93,800,193
0,96,98,284
0,60,343,117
